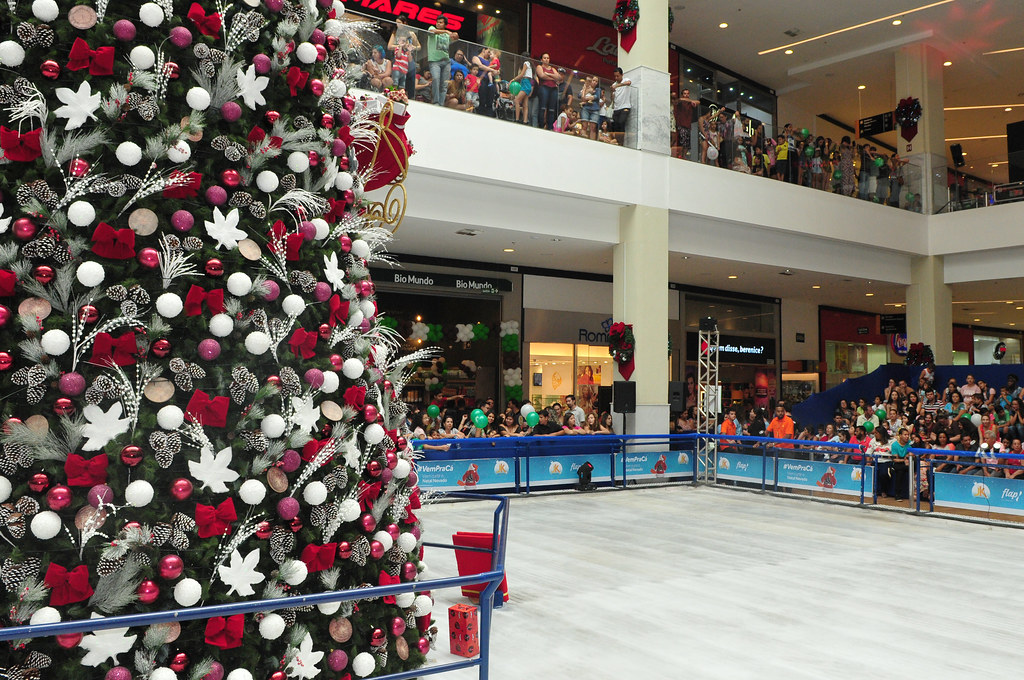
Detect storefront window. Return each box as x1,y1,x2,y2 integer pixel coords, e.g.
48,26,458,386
973,334,1022,365
684,295,776,334
824,341,889,390
527,342,613,417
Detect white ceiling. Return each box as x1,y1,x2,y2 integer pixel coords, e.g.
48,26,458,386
552,0,1024,182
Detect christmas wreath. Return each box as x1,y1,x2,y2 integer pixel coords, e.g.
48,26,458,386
613,0,640,52
905,342,935,366
609,322,636,380
895,96,922,142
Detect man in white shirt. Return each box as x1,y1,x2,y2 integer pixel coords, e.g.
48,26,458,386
610,67,632,143
564,395,585,428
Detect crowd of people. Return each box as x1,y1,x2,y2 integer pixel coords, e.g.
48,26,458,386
408,394,616,450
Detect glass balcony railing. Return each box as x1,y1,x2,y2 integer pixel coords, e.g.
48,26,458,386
341,11,638,148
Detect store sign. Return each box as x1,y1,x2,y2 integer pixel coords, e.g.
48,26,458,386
858,111,895,137
880,314,906,334
372,268,512,293
530,4,617,79
579,317,613,343
890,333,908,356
351,0,471,31
524,309,615,346
685,333,776,365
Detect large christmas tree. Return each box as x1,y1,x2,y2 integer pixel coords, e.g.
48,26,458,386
0,1,427,679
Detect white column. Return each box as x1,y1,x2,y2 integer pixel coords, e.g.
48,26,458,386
894,44,946,214
617,0,670,154
906,255,953,364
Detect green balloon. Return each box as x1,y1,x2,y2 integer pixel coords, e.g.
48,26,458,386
470,408,484,421
801,128,810,137
875,156,885,167
473,413,488,429
863,421,875,433
427,404,440,419
525,411,540,427
875,409,886,420
509,80,521,96
906,192,915,201
804,145,814,157
833,169,842,179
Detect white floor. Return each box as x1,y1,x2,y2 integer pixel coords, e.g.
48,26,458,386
419,486,1024,679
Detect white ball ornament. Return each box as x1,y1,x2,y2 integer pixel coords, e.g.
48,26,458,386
395,592,415,608
29,607,60,625
323,19,343,36
209,313,234,337
76,261,105,287
156,292,184,318
157,405,185,430
186,87,212,111
339,499,361,522
303,481,328,506
282,294,306,316
174,578,202,606
226,670,253,680
125,480,155,507
332,1,346,18
30,511,61,540
41,330,70,356
256,170,279,193
31,0,59,22
258,613,286,640
287,151,311,173
335,172,354,191
317,601,341,615
397,532,418,554
342,358,363,380
130,46,156,69
373,531,393,552
359,300,376,319
261,414,286,439
150,668,176,680
0,476,11,503
412,594,433,617
320,371,340,393
226,272,253,296
167,140,191,163
295,42,318,64
364,423,386,446
0,42,25,67
67,200,96,226
350,239,370,258
352,653,376,678
311,218,330,240
281,560,308,586
393,459,411,479
245,331,271,355
116,141,143,166
139,2,165,26
239,479,267,505
346,310,364,329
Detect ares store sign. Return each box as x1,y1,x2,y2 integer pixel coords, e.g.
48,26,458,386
350,0,474,32
372,268,513,293
685,333,776,365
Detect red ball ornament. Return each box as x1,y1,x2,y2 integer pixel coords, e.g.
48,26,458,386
367,461,383,478
40,60,61,79
309,79,325,97
308,150,319,167
364,404,378,422
267,375,282,387
370,628,386,647
265,111,281,124
318,323,331,340
164,62,180,79
53,398,75,416
326,35,340,51
385,452,398,469
56,632,83,648
79,305,99,323
269,672,286,680
221,170,242,187
343,189,355,206
337,541,352,559
0,305,11,329
369,540,385,560
402,561,417,581
0,352,12,370
339,156,350,171
390,616,406,636
329,354,343,370
158,554,184,580
315,44,327,61
288,517,303,532
29,472,50,493
31,265,54,284
136,580,160,604
169,653,189,673
386,523,400,541
137,247,160,268
360,513,376,533
339,235,352,253
205,259,224,277
151,339,172,358
46,485,72,511
382,379,393,393
321,114,334,129
120,445,143,467
69,159,90,177
255,521,272,540
13,218,37,240
417,637,430,654
170,478,193,501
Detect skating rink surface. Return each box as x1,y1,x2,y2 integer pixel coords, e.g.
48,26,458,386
420,485,1024,679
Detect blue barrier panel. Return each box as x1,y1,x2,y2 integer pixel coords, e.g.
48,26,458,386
526,453,613,487
717,451,775,483
775,458,874,496
619,449,694,480
932,472,1024,516
416,457,516,491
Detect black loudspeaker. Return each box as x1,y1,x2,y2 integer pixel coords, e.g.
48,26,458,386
597,385,612,416
668,381,685,412
1008,120,1024,183
613,381,636,413
950,143,965,168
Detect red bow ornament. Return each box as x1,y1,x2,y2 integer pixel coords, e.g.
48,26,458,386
267,220,304,261
65,453,109,487
0,127,42,162
163,171,203,199
301,438,330,463
185,285,226,316
288,328,318,359
91,223,136,260
286,67,309,96
185,390,230,428
89,331,138,367
44,563,94,606
378,571,400,604
196,498,237,538
325,197,346,223
0,270,17,297
358,480,382,511
343,385,366,409
300,543,338,572
204,614,244,649
187,3,223,37
328,295,350,328
246,126,283,149
66,38,115,76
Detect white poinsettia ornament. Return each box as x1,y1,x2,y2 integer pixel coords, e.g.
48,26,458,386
188,445,240,493
205,207,247,250
291,395,320,434
285,633,324,679
217,548,265,597
81,402,132,451
79,614,138,667
323,252,346,290
53,81,101,130
236,64,269,109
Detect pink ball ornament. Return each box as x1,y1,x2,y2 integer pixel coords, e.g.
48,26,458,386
277,497,300,520
170,478,193,501
309,79,325,97
56,632,82,648
361,513,376,533
385,452,398,469
158,554,184,580
202,662,224,680
330,354,343,370
69,159,90,177
252,53,272,74
169,26,193,48
359,318,371,333
410,526,421,541
337,541,352,559
386,523,400,541
310,29,326,44
337,109,352,126
113,20,137,41
221,169,242,187
88,484,113,507
171,210,194,232
380,468,393,484
369,540,385,560
314,282,331,302
106,667,132,680
364,404,378,422
205,185,228,206
390,616,406,636
299,221,317,241
315,44,328,61
281,449,301,472
137,247,160,269
304,368,324,389
332,139,347,157
136,580,160,604
308,151,319,167
13,218,37,240
417,637,430,654
59,372,86,396
197,339,221,361
408,471,418,486
46,485,72,511
265,0,284,11
402,561,417,581
327,650,348,672
221,101,242,122
262,280,281,301
339,235,352,252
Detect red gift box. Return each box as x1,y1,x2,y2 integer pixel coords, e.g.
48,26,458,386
448,603,479,657
452,532,509,603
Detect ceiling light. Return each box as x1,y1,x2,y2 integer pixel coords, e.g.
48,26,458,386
758,0,954,55
719,22,728,28
503,248,514,252
945,104,1024,111
1012,323,1017,327
1007,301,1014,304
495,8,500,13
983,46,1024,55
812,285,821,289
974,318,981,322
943,60,953,66
784,49,794,55
1016,306,1023,310
892,18,902,25
865,293,874,297
476,3,483,8
945,135,1007,141
728,275,738,279
1007,107,1014,112
858,84,866,90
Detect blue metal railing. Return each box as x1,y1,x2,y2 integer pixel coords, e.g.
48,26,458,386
0,491,510,680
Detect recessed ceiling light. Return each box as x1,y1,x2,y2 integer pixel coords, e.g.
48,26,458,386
1006,107,1014,112
476,3,483,8
865,293,874,297
1012,323,1017,326
495,8,500,13
892,18,902,25
728,275,738,279
812,285,821,289
719,22,728,28
503,248,514,252
784,49,794,55
858,84,866,90
943,60,952,66
974,318,981,322
1016,306,1023,310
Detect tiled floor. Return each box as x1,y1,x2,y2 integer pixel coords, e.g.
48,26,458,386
420,485,1024,679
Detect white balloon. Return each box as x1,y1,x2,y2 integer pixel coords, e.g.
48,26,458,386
239,479,267,505
287,151,311,173
261,414,286,439
0,41,25,67
209,313,234,337
125,480,155,507
174,578,202,606
157,405,185,430
41,330,71,356
520,403,535,416
303,481,328,506
227,272,253,296
156,292,184,318
186,87,212,111
67,200,96,226
130,46,156,69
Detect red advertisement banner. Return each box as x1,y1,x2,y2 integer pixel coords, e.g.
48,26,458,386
529,4,617,79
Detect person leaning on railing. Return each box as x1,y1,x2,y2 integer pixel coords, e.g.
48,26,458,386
867,428,893,498
890,427,911,501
